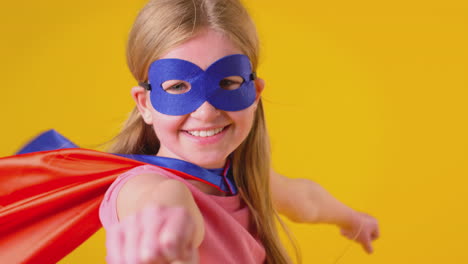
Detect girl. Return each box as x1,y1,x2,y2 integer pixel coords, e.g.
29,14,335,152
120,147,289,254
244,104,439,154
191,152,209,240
99,0,379,263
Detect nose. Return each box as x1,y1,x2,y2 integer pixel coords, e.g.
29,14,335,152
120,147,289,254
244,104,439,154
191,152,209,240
190,101,221,121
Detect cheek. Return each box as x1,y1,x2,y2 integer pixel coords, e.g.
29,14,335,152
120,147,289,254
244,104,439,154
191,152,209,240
151,111,186,138
231,108,256,137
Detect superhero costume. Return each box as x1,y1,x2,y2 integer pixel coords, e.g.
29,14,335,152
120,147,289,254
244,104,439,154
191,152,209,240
0,130,238,263
0,53,259,263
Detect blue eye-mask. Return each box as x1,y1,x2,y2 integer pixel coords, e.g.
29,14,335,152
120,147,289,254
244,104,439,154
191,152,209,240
139,54,257,116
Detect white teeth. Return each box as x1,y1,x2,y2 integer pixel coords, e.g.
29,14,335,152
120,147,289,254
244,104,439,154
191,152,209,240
187,127,224,137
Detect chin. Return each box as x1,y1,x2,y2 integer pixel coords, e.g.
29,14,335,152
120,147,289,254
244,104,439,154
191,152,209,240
187,154,228,169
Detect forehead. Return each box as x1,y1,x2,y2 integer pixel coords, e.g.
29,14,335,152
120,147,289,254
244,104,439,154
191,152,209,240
161,29,242,70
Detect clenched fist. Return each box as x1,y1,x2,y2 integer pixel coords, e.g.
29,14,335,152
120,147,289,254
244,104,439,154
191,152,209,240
105,206,199,264
340,212,379,254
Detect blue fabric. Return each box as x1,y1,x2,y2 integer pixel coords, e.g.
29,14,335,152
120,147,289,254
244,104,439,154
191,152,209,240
148,54,256,115
116,154,236,194
16,130,237,194
16,129,78,155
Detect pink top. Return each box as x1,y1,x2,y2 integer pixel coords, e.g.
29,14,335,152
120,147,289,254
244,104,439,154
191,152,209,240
99,165,266,263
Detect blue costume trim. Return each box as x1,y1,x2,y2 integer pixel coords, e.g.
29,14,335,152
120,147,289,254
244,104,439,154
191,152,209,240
16,130,237,195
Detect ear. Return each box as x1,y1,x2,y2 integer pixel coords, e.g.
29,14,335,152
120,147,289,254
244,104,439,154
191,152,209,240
254,78,265,108
131,86,153,124
254,77,265,103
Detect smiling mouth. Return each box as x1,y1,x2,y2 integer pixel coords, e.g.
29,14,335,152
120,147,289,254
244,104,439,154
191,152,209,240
184,126,228,137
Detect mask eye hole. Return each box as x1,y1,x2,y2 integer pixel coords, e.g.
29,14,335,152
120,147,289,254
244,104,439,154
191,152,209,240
219,76,244,91
161,80,191,94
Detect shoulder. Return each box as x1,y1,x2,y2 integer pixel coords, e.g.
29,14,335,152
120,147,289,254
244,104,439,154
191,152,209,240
116,166,196,220
110,165,205,247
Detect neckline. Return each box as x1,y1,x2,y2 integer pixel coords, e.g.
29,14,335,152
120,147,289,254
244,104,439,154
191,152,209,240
116,154,238,195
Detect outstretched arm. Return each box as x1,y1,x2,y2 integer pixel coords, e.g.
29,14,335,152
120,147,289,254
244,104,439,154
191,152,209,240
106,173,203,263
270,169,379,253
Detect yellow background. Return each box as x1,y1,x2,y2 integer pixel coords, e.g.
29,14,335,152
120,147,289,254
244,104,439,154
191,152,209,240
1,0,467,263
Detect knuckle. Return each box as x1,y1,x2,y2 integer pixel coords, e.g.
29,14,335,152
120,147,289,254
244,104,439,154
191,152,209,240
160,232,177,248
173,207,190,218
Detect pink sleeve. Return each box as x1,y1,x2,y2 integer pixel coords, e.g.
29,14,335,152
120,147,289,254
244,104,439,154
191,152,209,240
98,165,178,229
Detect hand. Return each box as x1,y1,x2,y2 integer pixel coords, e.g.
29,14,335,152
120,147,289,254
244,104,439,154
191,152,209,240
340,212,380,254
105,206,198,264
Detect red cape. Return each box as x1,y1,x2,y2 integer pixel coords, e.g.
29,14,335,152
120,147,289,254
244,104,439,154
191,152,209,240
0,148,158,263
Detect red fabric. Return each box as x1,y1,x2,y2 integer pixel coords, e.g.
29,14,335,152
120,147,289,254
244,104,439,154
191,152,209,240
0,149,148,263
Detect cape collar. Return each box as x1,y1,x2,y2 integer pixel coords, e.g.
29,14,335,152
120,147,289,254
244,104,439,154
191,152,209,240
17,129,237,195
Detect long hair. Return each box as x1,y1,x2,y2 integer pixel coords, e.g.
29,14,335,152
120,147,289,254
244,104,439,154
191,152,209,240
109,0,299,263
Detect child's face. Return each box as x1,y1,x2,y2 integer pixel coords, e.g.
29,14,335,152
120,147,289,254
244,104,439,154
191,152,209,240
133,28,263,168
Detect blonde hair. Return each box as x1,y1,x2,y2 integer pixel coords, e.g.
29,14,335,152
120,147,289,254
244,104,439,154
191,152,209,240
109,0,299,263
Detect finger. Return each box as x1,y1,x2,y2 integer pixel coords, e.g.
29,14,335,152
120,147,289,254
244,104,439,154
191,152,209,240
172,247,198,264
140,207,166,262
106,224,123,264
186,246,199,264
159,208,194,261
372,225,380,240
159,208,193,261
123,214,140,263
181,238,196,261
361,236,374,254
364,242,374,254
